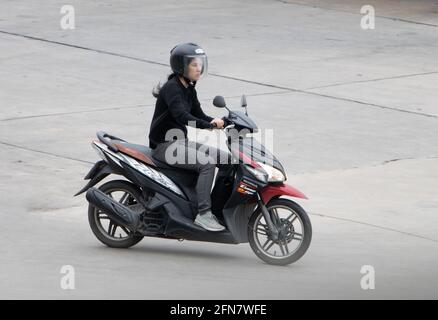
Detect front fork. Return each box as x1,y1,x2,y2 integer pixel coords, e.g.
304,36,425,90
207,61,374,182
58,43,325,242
256,193,279,241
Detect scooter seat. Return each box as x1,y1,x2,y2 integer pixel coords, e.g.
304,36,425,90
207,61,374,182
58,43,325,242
113,142,174,169
115,142,199,190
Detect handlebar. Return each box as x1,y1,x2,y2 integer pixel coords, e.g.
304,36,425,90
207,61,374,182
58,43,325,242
210,116,233,130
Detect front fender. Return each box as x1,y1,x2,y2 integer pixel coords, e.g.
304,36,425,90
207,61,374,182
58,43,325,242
260,183,308,203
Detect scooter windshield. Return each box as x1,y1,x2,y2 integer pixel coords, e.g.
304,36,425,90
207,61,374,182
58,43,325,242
232,136,285,172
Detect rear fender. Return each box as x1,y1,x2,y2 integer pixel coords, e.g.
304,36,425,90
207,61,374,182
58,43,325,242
74,161,113,196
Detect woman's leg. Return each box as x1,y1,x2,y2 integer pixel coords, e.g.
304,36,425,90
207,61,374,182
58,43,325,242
153,140,226,231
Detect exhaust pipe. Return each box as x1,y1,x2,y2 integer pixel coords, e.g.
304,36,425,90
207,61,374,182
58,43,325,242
86,188,140,231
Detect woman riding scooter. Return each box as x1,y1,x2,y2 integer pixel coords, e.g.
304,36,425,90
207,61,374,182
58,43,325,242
149,43,228,232
78,43,312,265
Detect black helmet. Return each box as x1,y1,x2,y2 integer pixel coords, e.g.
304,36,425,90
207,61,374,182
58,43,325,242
170,43,208,80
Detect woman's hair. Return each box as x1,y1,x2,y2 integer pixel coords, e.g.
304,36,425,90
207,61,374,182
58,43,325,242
152,73,177,98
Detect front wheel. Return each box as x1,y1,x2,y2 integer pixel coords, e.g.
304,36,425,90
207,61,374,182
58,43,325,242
248,198,312,266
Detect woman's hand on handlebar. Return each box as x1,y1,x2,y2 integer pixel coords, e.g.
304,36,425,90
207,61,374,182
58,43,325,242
210,118,224,129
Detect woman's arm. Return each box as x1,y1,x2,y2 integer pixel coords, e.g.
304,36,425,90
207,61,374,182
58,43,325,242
163,86,213,129
191,90,224,128
191,97,214,123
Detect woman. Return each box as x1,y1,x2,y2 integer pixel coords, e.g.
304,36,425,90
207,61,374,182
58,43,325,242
149,43,228,232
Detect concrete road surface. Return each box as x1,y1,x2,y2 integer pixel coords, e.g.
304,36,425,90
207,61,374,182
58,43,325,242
1,0,437,299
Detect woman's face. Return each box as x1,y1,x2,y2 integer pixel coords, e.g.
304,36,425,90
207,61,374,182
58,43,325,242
186,58,203,82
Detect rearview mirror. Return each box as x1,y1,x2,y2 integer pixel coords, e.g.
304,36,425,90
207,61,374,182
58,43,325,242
213,95,226,108
240,94,247,108
241,94,248,115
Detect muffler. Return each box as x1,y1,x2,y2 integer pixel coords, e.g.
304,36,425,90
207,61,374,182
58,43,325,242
86,187,140,231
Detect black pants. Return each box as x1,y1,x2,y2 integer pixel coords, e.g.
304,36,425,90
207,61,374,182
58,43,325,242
152,140,230,214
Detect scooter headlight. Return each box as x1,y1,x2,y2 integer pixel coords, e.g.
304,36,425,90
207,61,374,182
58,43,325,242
257,162,286,182
245,165,268,183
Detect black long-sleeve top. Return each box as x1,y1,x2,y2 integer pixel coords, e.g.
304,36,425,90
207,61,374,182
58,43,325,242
148,76,214,149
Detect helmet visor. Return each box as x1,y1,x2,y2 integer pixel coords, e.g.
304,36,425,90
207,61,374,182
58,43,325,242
183,55,208,81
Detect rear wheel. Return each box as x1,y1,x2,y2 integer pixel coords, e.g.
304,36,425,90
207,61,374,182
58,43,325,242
248,198,312,266
88,180,144,248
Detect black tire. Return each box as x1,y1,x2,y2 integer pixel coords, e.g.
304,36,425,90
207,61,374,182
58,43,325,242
248,198,312,266
88,180,144,248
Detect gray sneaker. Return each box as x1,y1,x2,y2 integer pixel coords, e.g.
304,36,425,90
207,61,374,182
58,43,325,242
194,211,226,232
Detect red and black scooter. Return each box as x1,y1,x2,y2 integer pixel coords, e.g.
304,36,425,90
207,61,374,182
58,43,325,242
75,95,312,265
